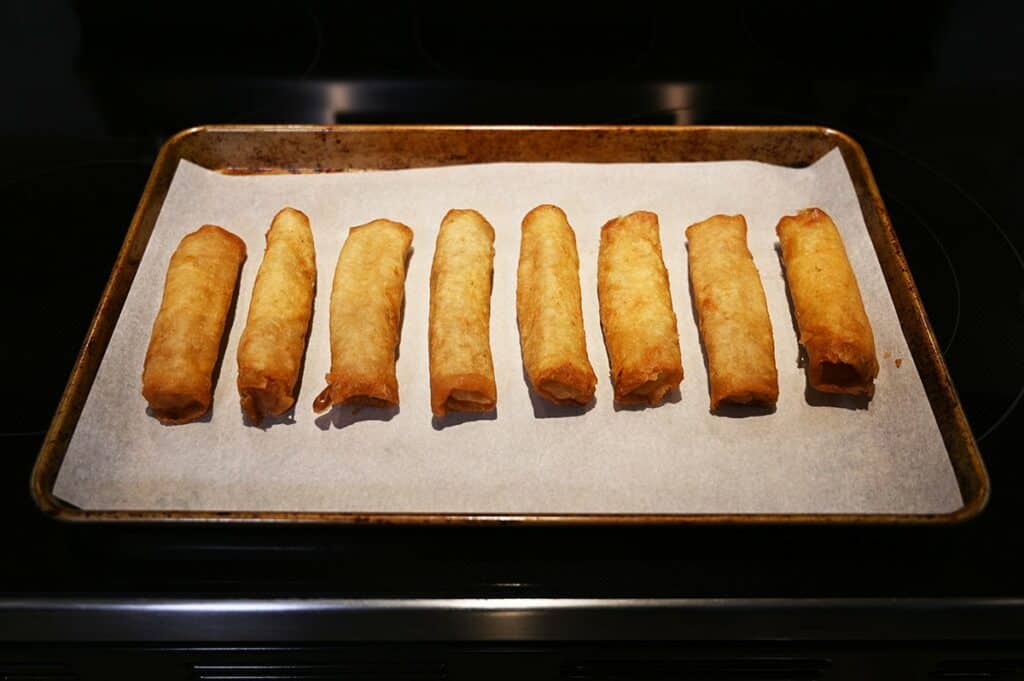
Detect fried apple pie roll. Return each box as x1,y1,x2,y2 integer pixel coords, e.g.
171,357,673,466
236,208,316,424
516,205,597,405
776,207,878,397
686,214,778,410
313,219,413,411
429,209,497,416
142,225,246,424
597,211,683,405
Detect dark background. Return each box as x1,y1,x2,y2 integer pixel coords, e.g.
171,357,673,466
1,0,1023,675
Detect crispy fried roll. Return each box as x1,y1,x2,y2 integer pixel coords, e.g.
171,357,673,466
142,225,246,424
237,208,316,424
597,211,683,405
428,209,497,416
313,219,413,411
776,207,878,397
686,214,778,410
516,205,597,405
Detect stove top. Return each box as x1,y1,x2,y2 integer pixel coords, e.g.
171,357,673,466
2,2,1022,650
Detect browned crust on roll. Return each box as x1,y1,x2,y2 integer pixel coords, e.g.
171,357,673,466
314,219,413,412
686,214,779,411
429,209,498,417
597,211,683,405
142,224,247,424
517,204,597,406
237,207,316,424
776,207,879,397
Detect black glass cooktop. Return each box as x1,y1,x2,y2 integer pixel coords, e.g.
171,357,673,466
1,1,1022,644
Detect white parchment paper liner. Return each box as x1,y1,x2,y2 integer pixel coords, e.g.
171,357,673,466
54,149,962,514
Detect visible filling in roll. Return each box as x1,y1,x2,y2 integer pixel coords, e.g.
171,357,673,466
446,389,494,411
537,380,586,403
816,360,864,388
621,371,675,403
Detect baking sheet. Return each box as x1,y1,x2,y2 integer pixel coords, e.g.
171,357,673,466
53,149,963,514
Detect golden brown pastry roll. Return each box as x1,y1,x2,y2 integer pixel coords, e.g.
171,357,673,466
597,210,683,405
142,225,246,424
776,207,878,397
686,214,778,410
429,209,497,417
314,219,413,412
516,205,597,405
237,208,316,424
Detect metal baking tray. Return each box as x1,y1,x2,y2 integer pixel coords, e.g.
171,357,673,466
30,125,989,525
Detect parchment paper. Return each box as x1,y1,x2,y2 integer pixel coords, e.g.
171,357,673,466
53,149,963,514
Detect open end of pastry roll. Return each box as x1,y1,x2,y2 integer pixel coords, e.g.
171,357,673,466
706,372,779,410
239,391,267,424
536,382,579,402
313,375,400,413
144,392,209,425
535,366,596,405
806,351,877,398
432,373,498,414
613,368,682,405
816,362,865,388
447,390,496,412
239,373,292,423
709,391,775,411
